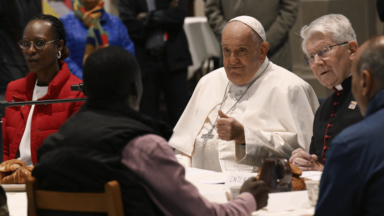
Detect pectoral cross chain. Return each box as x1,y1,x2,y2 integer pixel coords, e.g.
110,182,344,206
201,128,215,147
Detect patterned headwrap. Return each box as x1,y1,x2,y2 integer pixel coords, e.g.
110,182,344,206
73,0,109,65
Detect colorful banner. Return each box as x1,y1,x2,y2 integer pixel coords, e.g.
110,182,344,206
42,0,71,17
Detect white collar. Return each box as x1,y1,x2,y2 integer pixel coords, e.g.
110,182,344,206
334,73,352,91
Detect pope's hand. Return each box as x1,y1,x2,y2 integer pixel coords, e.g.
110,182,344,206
289,148,324,171
216,110,245,143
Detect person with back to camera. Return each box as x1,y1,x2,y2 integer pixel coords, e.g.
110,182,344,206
60,0,135,80
315,35,384,216
33,46,269,216
2,14,85,166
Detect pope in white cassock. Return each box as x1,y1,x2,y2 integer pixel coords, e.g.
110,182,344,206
169,16,319,172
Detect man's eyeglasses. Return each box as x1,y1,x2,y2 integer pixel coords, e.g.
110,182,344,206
304,42,348,65
18,39,59,50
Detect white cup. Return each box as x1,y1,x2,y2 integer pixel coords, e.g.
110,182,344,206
305,180,320,207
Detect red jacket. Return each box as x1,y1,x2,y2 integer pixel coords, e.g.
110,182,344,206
2,62,85,164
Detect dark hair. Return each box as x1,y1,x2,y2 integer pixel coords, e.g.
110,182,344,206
83,46,141,101
355,36,384,88
28,14,70,60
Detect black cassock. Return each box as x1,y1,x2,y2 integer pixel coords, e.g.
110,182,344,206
309,77,363,164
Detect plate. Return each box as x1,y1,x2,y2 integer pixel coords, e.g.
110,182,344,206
1,184,26,192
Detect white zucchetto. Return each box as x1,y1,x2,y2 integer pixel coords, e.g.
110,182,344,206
229,16,267,42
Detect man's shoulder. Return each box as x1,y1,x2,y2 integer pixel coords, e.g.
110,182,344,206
332,112,384,150
194,67,227,91
127,134,170,153
315,92,336,112
199,67,227,82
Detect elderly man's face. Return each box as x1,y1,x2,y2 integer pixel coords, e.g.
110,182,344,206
305,32,357,89
222,22,268,86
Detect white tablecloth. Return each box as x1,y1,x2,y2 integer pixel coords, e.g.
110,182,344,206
185,167,318,216
183,17,221,79
7,192,27,216
6,168,320,216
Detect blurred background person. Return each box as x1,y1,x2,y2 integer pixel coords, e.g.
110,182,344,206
205,0,299,70
0,0,42,101
60,0,135,80
2,14,85,166
119,0,192,128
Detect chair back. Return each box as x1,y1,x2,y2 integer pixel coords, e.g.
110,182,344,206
26,177,124,216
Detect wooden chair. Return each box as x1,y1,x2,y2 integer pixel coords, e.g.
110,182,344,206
26,177,124,216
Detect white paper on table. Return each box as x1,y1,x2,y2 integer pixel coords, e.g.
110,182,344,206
185,167,215,176
188,180,229,203
266,191,311,212
185,167,229,184
186,172,229,184
301,171,322,181
223,172,258,190
252,208,315,216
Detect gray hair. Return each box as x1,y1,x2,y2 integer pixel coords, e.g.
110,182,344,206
300,14,357,54
221,21,264,45
356,37,384,87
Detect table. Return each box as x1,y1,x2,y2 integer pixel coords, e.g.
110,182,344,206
7,192,27,216
183,17,221,79
185,167,320,216
5,168,320,216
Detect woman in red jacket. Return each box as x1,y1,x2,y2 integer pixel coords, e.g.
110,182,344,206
2,14,85,166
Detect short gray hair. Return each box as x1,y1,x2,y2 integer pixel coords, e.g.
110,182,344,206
221,21,264,45
300,14,357,54
355,36,384,87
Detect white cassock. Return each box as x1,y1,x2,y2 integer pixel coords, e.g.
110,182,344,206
169,58,319,172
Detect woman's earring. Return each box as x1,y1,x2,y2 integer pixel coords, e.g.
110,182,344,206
57,51,61,59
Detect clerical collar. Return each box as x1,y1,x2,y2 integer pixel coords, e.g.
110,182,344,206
333,74,352,92
334,84,343,91
231,57,270,87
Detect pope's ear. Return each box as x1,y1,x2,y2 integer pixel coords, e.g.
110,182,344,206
260,42,269,61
